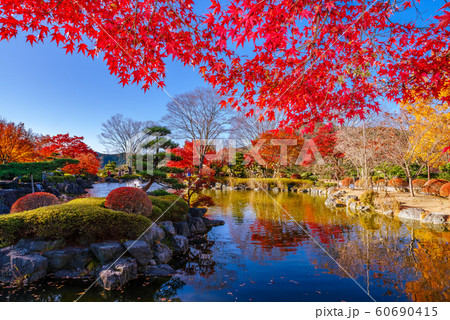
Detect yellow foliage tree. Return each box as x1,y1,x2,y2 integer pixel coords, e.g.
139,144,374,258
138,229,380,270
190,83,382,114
401,87,450,179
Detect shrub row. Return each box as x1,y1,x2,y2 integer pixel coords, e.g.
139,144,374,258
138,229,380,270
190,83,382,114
0,204,151,246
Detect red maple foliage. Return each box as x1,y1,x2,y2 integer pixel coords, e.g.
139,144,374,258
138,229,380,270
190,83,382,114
11,192,58,213
105,187,153,217
39,134,99,175
1,1,448,130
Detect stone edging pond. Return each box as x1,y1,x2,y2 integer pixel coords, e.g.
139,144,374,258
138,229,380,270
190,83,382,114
0,208,224,290
312,188,450,232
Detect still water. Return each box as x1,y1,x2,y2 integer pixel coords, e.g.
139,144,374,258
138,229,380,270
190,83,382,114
1,190,449,302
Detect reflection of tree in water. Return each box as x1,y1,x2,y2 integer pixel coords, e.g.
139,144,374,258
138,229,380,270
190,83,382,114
404,229,450,301
209,191,349,262
309,214,450,302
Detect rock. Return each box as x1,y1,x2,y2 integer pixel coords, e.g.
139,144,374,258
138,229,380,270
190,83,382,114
98,258,138,290
189,207,208,218
357,205,371,212
272,187,279,192
345,195,359,205
45,186,61,197
142,225,165,246
324,197,346,208
381,210,394,216
398,207,425,221
202,218,225,227
173,221,191,237
140,264,178,276
64,183,86,194
42,247,90,271
189,217,207,234
0,189,19,208
158,221,176,236
16,239,59,252
348,201,358,212
421,212,450,225
330,190,347,198
8,250,48,282
171,235,189,254
123,240,153,265
152,243,172,264
90,242,124,265
0,204,10,214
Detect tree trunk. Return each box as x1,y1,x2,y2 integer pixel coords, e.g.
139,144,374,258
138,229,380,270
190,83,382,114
427,162,431,180
405,165,415,197
141,177,155,192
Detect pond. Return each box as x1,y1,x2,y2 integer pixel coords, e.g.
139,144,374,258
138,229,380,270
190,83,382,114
84,180,161,197
1,190,449,302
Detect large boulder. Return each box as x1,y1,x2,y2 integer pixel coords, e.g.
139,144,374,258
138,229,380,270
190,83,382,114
171,235,189,254
189,217,207,234
17,238,64,252
202,218,225,227
152,243,173,264
90,242,124,265
398,207,425,221
64,183,86,195
2,248,48,282
123,240,153,266
142,225,165,246
189,207,208,218
98,258,138,290
42,247,90,271
173,221,191,237
421,212,450,225
158,221,176,237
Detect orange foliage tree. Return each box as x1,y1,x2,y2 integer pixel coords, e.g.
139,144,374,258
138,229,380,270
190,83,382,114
39,134,99,175
0,120,37,164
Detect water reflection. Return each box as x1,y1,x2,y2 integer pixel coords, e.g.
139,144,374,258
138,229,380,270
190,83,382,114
1,190,449,302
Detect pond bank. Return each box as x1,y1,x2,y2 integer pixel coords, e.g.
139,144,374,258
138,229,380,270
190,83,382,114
0,207,224,290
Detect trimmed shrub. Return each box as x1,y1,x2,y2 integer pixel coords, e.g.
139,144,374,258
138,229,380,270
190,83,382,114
105,187,153,217
278,173,287,178
388,178,408,188
361,190,376,206
0,204,151,246
422,179,448,196
412,179,427,189
341,178,352,187
67,197,106,207
148,189,172,196
11,192,59,213
120,174,141,180
46,175,76,183
290,174,301,179
439,183,450,197
149,196,189,222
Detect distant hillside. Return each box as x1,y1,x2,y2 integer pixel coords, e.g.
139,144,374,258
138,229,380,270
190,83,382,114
97,153,127,168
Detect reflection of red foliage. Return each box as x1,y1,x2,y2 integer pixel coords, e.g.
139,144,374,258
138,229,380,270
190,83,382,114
11,192,58,213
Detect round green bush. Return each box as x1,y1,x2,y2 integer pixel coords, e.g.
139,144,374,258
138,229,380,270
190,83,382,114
67,197,106,207
149,196,188,222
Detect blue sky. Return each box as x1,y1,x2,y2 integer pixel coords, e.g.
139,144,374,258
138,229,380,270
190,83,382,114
0,0,444,152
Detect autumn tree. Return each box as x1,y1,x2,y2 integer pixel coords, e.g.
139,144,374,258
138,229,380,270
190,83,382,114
0,120,37,164
39,134,99,175
401,88,450,179
98,114,154,156
162,87,234,173
252,129,305,178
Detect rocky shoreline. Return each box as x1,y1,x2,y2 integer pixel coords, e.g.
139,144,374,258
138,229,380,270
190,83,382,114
312,187,450,231
0,208,224,290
